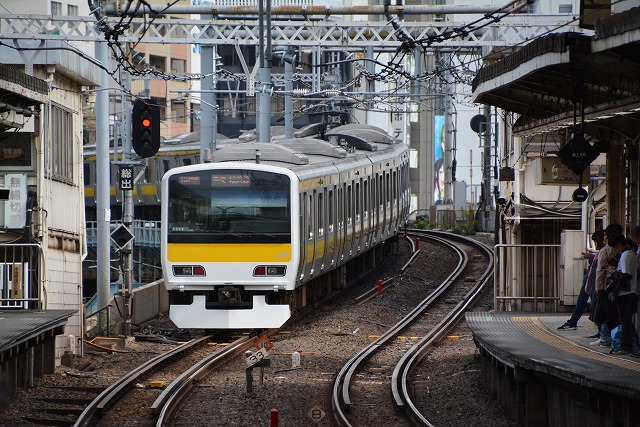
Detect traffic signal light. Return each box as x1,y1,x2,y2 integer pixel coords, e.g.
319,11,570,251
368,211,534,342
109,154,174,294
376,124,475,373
132,99,160,158
110,224,134,251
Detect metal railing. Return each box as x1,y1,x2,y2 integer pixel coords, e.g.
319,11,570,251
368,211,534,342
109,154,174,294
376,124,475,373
494,244,561,312
0,243,43,309
86,220,161,248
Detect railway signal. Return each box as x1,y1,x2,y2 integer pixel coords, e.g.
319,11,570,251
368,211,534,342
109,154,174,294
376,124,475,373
132,99,160,158
110,224,135,251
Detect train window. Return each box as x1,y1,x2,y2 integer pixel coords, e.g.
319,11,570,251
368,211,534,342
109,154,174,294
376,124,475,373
337,187,343,231
328,189,334,233
83,163,91,186
183,158,192,166
163,160,171,175
318,191,324,237
363,180,368,220
378,175,384,211
385,173,391,208
393,171,397,204
308,193,313,240
355,181,360,223
347,184,352,225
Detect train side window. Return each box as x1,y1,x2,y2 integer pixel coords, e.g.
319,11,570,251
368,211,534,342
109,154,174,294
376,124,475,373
393,171,397,205
355,181,361,223
328,189,334,233
83,163,91,186
347,184,352,225
337,187,343,231
307,193,313,240
183,158,192,166
378,175,384,211
317,190,324,237
363,179,368,220
386,172,391,209
163,159,171,175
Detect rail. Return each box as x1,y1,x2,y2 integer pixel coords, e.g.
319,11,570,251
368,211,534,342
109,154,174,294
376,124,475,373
332,231,468,426
73,335,212,427
493,244,561,312
391,231,494,426
0,243,43,309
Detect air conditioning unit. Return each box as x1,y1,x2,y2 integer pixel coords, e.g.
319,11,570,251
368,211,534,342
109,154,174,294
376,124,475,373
552,164,577,181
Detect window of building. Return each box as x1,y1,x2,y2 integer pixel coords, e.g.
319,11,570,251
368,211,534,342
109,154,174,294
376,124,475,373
48,104,74,182
67,4,78,16
51,1,62,15
149,55,166,73
171,59,186,75
558,4,572,13
171,100,186,123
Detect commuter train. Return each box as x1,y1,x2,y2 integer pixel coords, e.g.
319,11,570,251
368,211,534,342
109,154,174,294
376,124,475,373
161,124,411,329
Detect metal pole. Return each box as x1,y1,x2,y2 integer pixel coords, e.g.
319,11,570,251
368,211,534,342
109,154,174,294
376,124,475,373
95,39,111,313
122,70,133,337
257,0,272,143
483,104,492,231
443,53,453,203
201,14,216,162
284,55,294,139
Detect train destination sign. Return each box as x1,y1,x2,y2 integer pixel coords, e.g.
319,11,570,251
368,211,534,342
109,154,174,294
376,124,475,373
211,174,250,187
178,175,201,186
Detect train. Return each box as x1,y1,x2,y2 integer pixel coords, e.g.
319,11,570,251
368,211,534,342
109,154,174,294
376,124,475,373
160,124,411,329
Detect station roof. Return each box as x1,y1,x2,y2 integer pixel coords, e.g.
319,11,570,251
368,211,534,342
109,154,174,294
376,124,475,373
472,6,640,145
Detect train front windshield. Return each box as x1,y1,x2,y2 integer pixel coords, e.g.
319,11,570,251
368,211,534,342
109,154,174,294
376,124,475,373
167,169,291,243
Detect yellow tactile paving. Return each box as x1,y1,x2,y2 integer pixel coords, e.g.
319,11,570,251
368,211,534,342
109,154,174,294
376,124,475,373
513,316,640,371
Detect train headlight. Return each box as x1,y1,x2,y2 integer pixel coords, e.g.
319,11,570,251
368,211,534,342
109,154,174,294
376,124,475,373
173,265,206,276
253,265,287,276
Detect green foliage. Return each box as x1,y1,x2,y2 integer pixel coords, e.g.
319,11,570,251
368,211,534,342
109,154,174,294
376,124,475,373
450,221,481,236
413,217,435,230
34,377,45,387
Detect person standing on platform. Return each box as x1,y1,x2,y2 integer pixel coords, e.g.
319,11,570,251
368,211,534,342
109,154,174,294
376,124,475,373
629,226,640,358
606,232,638,355
591,223,623,346
557,231,605,331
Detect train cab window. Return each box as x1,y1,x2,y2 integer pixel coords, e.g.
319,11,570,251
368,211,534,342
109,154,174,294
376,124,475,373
355,182,361,223
347,184,352,225
328,189,334,233
317,191,324,237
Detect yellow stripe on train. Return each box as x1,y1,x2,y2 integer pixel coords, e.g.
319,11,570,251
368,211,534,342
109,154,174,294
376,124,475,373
167,243,292,263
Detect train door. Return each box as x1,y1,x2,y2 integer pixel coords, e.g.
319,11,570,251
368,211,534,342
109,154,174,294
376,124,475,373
327,186,338,269
302,191,315,278
378,173,384,242
384,171,391,237
313,189,326,274
337,186,344,263
298,193,306,283
363,178,371,249
354,179,362,253
345,183,353,259
392,169,398,232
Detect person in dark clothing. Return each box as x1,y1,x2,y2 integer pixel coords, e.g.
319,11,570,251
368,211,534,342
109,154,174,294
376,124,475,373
558,231,605,330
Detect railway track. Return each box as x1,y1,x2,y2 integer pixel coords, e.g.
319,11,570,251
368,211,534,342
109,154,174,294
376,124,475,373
332,230,493,426
73,335,254,427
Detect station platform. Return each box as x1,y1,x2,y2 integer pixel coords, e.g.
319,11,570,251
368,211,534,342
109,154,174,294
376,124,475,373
0,310,76,397
466,312,640,427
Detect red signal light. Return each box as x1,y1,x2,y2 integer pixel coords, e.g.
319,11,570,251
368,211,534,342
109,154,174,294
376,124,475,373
142,118,151,127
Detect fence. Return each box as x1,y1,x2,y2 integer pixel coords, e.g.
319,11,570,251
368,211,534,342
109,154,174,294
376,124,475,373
494,244,561,312
0,243,43,309
86,220,161,248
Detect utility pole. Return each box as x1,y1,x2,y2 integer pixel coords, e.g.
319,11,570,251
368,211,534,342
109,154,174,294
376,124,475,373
443,53,454,203
95,38,111,313
284,50,294,140
121,69,133,337
201,13,217,162
483,104,492,231
257,0,272,143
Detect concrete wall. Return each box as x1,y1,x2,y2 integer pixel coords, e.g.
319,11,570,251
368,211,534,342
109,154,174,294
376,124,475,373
131,279,169,325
